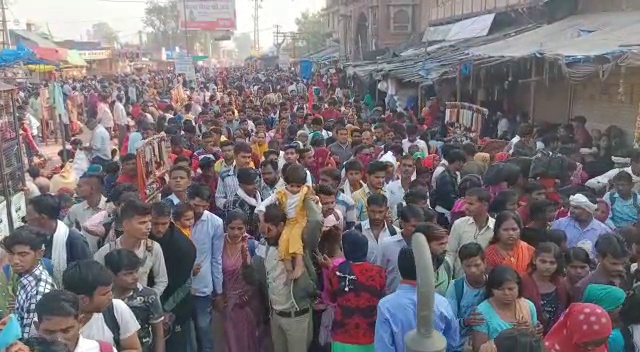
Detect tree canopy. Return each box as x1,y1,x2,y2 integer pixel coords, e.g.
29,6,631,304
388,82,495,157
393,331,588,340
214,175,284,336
143,0,220,55
143,0,180,49
90,22,119,46
294,11,329,56
233,33,252,59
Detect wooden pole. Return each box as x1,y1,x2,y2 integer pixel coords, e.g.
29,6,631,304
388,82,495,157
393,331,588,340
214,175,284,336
529,58,536,121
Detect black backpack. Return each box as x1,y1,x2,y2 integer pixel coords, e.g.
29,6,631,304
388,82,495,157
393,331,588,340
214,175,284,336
530,151,570,179
483,162,521,186
102,302,121,350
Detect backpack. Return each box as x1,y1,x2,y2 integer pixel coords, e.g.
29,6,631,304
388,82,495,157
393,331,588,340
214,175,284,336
609,192,640,214
102,302,121,350
483,162,521,186
454,278,465,314
355,222,397,237
530,151,569,179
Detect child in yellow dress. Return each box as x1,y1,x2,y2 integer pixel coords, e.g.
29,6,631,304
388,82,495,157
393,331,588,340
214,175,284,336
257,164,310,279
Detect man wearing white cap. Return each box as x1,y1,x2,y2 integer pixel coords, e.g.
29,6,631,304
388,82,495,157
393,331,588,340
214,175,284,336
551,193,611,257
586,150,640,192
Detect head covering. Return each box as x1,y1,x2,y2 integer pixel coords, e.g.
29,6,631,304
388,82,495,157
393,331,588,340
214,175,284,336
474,152,491,165
363,94,374,110
336,230,369,292
494,152,509,162
423,154,440,170
569,194,597,214
582,284,626,312
413,152,426,160
544,303,612,352
0,314,21,350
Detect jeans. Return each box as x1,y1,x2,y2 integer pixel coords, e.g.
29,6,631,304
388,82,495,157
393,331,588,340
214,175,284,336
192,295,213,352
165,319,197,352
90,156,111,170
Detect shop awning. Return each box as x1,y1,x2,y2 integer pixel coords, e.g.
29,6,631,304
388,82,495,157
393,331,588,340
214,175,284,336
470,11,640,61
64,50,88,67
32,47,64,63
301,45,339,62
422,13,495,43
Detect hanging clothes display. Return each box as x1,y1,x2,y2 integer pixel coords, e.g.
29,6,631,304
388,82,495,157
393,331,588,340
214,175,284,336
445,102,488,135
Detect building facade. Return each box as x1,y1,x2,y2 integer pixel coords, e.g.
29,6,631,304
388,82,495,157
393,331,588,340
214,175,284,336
324,0,423,61
324,0,549,61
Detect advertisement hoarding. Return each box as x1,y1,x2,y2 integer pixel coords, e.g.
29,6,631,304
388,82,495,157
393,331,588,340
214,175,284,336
177,0,237,31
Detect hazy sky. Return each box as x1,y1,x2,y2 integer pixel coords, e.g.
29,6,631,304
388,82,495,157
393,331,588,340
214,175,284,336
8,0,324,50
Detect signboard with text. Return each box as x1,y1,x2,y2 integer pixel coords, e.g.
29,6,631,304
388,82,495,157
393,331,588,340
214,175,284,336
174,52,192,74
177,0,237,31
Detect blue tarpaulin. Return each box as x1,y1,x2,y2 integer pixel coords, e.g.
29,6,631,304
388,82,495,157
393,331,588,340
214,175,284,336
0,43,56,68
299,59,313,81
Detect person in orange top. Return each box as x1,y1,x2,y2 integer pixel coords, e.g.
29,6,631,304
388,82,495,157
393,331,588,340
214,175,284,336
115,153,138,185
173,202,195,238
169,135,193,163
485,210,535,275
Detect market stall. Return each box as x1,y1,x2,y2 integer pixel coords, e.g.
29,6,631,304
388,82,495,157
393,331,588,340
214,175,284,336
0,81,26,237
136,134,170,202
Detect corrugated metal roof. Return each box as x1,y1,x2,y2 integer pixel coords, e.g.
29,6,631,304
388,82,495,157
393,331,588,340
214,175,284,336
470,11,640,59
346,24,536,83
11,29,59,48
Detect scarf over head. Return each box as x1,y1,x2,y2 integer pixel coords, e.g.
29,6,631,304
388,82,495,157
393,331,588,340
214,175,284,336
494,152,509,162
581,283,626,312
544,303,612,352
569,194,597,214
337,229,369,292
595,199,610,223
474,152,491,165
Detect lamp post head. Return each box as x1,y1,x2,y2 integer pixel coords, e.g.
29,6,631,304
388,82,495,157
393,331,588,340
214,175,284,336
404,233,447,352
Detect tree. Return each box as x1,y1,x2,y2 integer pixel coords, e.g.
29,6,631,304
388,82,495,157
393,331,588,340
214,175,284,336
143,0,180,49
294,11,330,55
91,22,119,46
233,33,252,59
143,0,214,54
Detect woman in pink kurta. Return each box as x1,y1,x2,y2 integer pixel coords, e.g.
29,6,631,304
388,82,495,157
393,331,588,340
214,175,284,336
222,210,272,352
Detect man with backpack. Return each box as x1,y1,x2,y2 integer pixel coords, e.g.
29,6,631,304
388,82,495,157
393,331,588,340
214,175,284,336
62,260,141,351
603,170,640,228
35,290,118,352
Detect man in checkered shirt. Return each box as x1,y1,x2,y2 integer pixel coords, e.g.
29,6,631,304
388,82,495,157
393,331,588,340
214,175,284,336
1,226,56,338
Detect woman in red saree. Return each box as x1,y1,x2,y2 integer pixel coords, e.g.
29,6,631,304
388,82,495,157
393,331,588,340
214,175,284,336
485,210,534,275
309,134,336,182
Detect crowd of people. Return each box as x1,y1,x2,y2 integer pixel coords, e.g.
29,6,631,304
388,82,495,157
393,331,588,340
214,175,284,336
4,65,640,352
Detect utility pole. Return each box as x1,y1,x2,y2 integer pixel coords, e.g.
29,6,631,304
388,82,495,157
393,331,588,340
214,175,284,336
0,0,8,49
251,0,262,52
272,25,286,57
288,32,301,59
182,0,190,54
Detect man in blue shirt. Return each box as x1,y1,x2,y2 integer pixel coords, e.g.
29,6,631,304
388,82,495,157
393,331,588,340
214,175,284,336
187,183,224,352
551,193,611,258
604,170,640,228
375,247,461,352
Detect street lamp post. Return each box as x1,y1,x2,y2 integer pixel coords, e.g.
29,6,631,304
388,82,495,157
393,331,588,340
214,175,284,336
405,233,447,352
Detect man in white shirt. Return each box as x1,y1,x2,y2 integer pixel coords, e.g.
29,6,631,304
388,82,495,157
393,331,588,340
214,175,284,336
113,94,128,150
586,151,640,192
86,118,113,169
34,290,119,352
62,260,142,351
402,124,429,156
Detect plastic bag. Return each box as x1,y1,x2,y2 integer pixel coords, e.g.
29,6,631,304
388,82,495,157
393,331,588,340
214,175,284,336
71,150,90,181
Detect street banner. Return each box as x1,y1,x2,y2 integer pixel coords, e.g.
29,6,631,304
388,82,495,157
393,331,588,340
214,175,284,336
177,0,237,31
